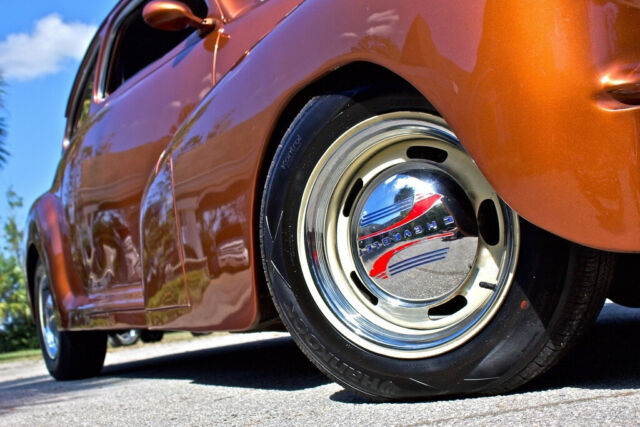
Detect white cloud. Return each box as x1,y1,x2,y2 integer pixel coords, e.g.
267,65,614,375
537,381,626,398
0,14,97,81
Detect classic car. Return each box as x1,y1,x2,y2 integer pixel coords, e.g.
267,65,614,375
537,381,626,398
24,0,640,400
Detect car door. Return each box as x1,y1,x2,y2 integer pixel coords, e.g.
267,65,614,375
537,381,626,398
62,0,219,316
162,0,305,329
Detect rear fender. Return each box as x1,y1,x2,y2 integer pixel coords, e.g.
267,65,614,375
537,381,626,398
25,194,88,329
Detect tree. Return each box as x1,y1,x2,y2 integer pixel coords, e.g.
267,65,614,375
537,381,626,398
4,188,23,259
0,72,8,169
0,189,37,352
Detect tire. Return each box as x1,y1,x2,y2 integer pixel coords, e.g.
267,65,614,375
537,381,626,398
108,329,140,347
260,87,615,400
34,260,107,380
139,330,164,343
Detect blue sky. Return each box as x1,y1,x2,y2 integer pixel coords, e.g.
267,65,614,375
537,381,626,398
0,1,118,228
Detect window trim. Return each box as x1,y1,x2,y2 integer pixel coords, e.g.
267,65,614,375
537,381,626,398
96,0,146,101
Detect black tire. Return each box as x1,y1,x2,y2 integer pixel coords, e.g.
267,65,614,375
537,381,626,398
34,260,107,380
260,87,615,400
139,330,164,343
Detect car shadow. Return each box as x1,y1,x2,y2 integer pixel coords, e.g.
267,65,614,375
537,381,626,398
102,335,330,391
0,336,328,414
330,303,640,403
102,303,640,401
522,303,640,392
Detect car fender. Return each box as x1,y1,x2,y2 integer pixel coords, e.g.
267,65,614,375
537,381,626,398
25,193,89,329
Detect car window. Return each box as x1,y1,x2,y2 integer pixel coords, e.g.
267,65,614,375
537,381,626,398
70,54,97,139
104,0,208,95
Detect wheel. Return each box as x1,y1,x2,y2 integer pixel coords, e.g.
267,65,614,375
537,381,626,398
34,260,107,380
139,330,164,343
260,88,615,400
108,329,140,347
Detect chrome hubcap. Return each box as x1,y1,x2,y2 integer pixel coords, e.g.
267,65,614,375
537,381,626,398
354,166,478,302
298,112,519,359
38,268,59,360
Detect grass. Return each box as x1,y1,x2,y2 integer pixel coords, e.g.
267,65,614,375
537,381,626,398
0,348,41,363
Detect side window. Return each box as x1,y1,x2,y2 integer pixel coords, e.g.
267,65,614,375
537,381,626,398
105,0,208,95
70,55,97,138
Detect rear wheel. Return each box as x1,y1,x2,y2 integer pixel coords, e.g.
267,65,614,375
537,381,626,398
260,88,614,399
108,329,140,347
34,260,107,380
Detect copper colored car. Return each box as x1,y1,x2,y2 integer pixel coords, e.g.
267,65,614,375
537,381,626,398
24,0,640,400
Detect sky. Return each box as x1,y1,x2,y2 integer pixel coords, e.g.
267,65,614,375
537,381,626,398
0,1,119,228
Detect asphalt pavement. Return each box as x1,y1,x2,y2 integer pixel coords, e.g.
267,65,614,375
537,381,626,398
1,302,639,426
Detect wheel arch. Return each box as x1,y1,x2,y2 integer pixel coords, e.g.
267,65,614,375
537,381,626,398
252,61,436,313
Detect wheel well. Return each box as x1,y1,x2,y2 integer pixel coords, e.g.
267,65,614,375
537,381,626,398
608,252,640,307
252,61,431,321
26,244,40,320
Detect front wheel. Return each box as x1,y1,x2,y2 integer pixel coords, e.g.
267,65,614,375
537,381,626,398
34,260,107,380
260,89,614,400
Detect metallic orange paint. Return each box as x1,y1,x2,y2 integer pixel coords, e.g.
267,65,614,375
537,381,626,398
25,0,640,332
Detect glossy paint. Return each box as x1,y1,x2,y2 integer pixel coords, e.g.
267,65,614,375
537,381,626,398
26,0,640,331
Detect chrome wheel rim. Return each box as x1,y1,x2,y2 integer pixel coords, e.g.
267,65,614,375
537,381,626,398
297,112,519,359
37,267,59,360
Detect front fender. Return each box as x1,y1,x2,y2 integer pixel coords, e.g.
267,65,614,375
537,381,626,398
173,0,640,254
140,0,640,330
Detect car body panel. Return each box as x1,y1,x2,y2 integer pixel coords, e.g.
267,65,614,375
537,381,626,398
26,0,640,332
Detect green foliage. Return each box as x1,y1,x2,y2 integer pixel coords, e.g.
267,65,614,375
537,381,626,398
0,72,8,169
0,74,34,352
0,189,37,352
0,311,38,353
4,188,23,259
0,347,41,363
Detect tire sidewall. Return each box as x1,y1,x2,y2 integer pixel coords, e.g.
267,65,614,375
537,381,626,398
33,261,61,374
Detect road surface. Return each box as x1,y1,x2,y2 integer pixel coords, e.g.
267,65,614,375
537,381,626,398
1,303,639,426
